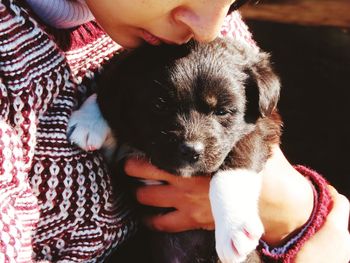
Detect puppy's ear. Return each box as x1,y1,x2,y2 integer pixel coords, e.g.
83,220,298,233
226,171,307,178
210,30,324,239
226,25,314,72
247,51,280,117
244,72,261,123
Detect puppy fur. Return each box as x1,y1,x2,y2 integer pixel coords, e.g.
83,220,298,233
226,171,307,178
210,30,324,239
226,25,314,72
95,38,282,263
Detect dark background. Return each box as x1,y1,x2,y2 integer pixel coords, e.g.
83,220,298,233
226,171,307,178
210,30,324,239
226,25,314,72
246,20,350,197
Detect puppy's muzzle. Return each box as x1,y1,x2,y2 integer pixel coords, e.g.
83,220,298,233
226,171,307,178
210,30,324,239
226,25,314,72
178,141,204,164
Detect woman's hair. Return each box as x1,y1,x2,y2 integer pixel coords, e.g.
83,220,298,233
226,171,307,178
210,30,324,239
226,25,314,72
229,0,251,13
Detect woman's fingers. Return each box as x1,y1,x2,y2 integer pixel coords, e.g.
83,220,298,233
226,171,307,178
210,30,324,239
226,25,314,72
124,158,176,182
135,185,179,207
143,211,199,233
125,157,215,231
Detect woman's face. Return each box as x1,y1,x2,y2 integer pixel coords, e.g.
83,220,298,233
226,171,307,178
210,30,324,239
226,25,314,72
85,0,235,48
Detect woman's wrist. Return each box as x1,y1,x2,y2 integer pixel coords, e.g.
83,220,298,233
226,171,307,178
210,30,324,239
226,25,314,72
258,146,314,245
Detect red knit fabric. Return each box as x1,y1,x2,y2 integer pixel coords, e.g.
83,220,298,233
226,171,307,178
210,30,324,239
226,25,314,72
0,1,135,262
0,1,256,261
259,165,333,262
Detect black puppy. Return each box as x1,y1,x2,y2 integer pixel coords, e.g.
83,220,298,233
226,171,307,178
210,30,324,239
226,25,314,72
67,37,282,263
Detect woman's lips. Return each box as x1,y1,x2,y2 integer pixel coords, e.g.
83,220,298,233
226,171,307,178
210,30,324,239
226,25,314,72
142,30,162,45
142,30,185,46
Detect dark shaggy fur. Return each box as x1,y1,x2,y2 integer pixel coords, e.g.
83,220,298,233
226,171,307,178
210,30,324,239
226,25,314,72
99,38,282,263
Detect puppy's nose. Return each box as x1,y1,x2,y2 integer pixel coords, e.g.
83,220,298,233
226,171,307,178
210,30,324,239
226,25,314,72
179,141,204,163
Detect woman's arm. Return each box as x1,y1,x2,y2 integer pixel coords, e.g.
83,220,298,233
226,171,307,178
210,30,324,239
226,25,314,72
124,146,350,262
124,146,314,238
258,146,315,245
294,186,350,263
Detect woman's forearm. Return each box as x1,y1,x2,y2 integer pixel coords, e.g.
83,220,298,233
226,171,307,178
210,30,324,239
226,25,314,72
259,146,314,245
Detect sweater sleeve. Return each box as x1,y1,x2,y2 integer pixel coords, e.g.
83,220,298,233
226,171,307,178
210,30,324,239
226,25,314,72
0,118,39,263
1,1,137,261
220,11,257,48
0,3,40,262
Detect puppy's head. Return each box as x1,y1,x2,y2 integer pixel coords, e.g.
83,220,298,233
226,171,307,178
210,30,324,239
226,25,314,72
98,38,280,176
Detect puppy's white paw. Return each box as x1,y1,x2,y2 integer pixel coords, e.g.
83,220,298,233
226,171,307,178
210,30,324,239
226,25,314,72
209,169,264,263
67,94,111,151
215,212,263,263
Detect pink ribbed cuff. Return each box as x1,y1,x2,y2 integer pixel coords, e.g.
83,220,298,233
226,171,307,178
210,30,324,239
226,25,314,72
258,165,332,262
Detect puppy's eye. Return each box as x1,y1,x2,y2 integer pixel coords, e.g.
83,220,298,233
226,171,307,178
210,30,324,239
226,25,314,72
214,108,237,116
214,108,228,116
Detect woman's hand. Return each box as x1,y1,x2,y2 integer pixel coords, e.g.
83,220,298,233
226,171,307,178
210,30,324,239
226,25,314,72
124,149,350,262
124,146,314,240
294,186,350,263
124,158,215,232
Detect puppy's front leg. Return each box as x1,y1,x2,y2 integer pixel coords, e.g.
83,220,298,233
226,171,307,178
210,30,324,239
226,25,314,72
67,94,113,152
209,169,264,263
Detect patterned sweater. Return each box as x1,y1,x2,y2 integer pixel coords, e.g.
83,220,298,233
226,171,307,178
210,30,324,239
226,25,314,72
0,1,260,262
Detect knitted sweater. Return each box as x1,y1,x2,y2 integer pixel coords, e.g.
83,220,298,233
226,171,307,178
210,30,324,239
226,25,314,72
0,1,258,262
0,0,136,261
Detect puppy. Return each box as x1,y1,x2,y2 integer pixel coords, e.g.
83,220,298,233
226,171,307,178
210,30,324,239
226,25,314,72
67,37,282,263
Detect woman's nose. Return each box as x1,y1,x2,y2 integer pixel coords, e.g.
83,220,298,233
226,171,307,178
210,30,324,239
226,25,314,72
172,3,231,43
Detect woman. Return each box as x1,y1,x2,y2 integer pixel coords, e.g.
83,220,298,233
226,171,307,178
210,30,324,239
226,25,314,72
0,0,348,262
